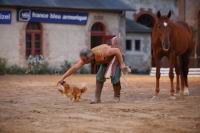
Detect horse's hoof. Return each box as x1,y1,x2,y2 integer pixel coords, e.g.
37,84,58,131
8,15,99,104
183,88,190,96
169,96,176,100
175,92,181,96
180,91,184,97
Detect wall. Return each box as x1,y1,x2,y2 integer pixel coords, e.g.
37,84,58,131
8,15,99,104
125,33,151,72
46,11,123,68
123,0,178,20
0,7,124,69
185,0,200,66
0,8,24,67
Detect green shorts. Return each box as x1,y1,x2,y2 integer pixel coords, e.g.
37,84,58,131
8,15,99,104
96,64,121,85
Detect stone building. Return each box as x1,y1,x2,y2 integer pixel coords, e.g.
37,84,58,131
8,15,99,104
0,0,199,74
125,19,151,73
0,0,133,73
124,0,178,28
178,0,200,67
123,0,179,71
123,0,200,68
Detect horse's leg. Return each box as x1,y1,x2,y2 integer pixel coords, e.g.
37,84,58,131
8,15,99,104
169,53,175,97
182,53,190,96
155,58,161,96
179,55,185,96
175,56,180,94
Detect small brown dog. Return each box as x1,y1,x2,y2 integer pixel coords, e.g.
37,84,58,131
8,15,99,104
58,81,87,102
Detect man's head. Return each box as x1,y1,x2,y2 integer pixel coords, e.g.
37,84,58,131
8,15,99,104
79,48,94,63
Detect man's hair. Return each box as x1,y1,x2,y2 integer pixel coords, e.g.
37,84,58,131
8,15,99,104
79,48,93,58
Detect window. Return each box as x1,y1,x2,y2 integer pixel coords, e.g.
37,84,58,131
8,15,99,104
126,40,132,51
26,22,42,58
135,40,141,51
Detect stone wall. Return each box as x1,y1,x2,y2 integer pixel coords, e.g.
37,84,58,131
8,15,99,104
0,7,124,69
125,33,151,72
123,0,178,20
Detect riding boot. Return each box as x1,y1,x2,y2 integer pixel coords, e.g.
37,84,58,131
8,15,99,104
90,80,104,104
113,82,121,103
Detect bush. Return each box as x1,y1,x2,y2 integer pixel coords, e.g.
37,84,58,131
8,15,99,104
47,67,60,75
0,58,7,75
7,65,26,74
0,56,91,75
60,60,72,74
26,55,50,74
79,66,90,74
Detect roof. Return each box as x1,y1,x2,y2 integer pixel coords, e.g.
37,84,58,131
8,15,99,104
126,19,152,33
0,0,135,11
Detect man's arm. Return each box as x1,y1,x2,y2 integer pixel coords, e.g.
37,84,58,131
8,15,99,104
57,60,85,85
106,48,126,69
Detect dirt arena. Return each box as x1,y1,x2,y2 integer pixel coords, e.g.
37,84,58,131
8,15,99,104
0,75,200,133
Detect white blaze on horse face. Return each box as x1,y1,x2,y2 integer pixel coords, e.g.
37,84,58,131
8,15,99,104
163,21,168,27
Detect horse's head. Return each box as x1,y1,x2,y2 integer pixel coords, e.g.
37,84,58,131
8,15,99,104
156,10,172,52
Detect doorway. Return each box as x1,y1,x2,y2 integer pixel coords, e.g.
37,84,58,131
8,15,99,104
90,22,114,73
91,22,105,74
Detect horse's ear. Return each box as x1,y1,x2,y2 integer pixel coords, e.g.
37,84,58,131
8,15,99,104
157,11,161,18
167,10,172,18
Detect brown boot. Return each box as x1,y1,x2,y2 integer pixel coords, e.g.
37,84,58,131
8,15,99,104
113,82,121,103
90,80,104,104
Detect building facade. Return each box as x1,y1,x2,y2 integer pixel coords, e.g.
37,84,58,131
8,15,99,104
0,0,199,75
123,0,200,68
179,0,200,67
125,19,151,73
0,0,133,73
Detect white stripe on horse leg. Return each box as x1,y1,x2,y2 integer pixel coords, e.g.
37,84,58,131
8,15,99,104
184,87,190,96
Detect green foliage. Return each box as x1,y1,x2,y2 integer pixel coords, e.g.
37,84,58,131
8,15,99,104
26,55,50,74
0,56,91,75
0,58,7,75
26,62,49,74
60,60,72,74
79,66,90,74
7,65,26,74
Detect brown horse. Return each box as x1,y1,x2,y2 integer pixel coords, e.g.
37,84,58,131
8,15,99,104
152,10,194,98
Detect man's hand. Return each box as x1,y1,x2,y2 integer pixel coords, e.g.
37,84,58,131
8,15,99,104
57,79,64,86
120,63,126,70
121,65,131,75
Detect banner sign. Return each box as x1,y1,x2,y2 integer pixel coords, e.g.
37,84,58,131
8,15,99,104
17,9,88,25
0,11,11,24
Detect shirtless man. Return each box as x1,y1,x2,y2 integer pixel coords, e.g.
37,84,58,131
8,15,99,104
57,36,128,104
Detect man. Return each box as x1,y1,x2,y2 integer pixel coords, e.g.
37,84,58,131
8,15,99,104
57,36,128,104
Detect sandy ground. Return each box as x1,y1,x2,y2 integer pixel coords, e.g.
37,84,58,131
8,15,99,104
0,75,200,133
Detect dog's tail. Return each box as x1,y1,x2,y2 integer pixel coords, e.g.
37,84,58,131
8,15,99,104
58,89,64,94
81,87,87,93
